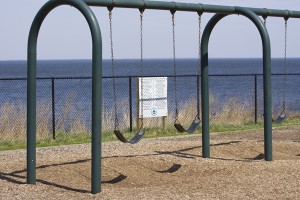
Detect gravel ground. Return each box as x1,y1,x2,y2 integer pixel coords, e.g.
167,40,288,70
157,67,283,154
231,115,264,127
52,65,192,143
1,126,300,200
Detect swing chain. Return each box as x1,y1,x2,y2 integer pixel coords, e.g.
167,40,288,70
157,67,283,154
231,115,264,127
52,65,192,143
108,9,119,130
171,11,179,123
197,12,202,120
198,13,202,66
283,17,288,111
140,9,144,77
139,8,144,130
262,16,267,27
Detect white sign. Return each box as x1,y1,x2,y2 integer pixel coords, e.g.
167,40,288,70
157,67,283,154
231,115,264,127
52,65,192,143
138,77,168,118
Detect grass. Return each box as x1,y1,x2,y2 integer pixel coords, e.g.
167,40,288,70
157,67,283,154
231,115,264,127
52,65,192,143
0,133,91,151
1,95,300,151
1,117,299,152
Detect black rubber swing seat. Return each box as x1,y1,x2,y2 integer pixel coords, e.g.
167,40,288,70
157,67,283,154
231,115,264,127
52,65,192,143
174,119,201,133
273,113,286,124
114,130,145,144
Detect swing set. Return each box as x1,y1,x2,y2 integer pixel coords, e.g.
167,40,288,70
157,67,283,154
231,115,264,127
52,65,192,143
109,6,203,144
26,0,299,194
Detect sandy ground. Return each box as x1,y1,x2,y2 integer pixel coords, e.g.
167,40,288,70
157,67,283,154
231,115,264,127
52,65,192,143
1,126,300,200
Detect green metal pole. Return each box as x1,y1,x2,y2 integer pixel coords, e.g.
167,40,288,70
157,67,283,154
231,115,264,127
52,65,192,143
84,0,300,19
201,14,226,159
27,23,37,185
235,7,273,161
201,7,272,160
27,0,103,193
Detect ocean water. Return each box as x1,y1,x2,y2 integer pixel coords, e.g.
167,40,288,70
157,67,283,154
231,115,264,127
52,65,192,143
1,58,300,77
0,58,299,129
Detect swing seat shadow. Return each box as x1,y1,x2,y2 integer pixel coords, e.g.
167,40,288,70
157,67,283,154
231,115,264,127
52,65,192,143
102,174,127,184
156,164,182,173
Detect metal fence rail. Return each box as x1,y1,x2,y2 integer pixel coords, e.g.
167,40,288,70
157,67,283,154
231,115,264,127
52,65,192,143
0,73,299,142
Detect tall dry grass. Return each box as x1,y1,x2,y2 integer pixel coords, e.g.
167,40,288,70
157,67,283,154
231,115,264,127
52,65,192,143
52,92,88,135
36,100,52,139
0,93,279,142
166,96,253,126
0,102,26,141
0,100,53,141
105,95,256,130
0,93,83,141
210,97,253,125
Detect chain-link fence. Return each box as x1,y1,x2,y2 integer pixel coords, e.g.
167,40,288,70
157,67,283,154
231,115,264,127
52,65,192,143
0,73,299,142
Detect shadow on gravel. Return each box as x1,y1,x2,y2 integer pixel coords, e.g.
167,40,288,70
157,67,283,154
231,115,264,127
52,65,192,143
155,141,242,160
156,164,182,173
0,158,127,193
102,174,127,184
0,171,90,193
155,148,199,159
209,157,250,162
0,140,249,193
211,141,242,147
248,153,265,160
0,173,25,184
7,159,92,175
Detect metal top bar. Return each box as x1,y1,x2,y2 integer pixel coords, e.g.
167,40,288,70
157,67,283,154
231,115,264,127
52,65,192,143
84,0,300,18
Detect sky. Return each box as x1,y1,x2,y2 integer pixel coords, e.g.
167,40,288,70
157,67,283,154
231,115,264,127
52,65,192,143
1,0,300,61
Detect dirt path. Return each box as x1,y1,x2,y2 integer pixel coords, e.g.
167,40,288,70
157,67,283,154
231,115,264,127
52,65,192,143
1,126,300,199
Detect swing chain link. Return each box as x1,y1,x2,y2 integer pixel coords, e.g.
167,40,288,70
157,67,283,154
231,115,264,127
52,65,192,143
108,9,119,130
140,10,144,78
263,16,267,28
197,12,202,120
139,9,144,130
171,12,179,123
198,13,202,69
283,17,288,111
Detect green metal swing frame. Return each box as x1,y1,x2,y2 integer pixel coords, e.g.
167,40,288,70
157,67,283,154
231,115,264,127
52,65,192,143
27,0,300,194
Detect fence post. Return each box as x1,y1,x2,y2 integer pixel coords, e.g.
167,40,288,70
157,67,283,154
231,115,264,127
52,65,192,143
51,77,56,140
162,116,167,130
197,74,200,131
254,75,258,124
129,77,133,132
